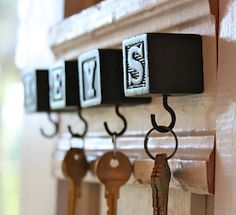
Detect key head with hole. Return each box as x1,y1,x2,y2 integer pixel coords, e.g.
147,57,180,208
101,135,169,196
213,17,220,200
62,148,88,186
97,151,132,215
96,151,132,189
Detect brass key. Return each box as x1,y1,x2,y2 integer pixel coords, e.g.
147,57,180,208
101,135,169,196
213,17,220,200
151,154,171,215
62,148,88,215
96,151,132,215
144,125,178,215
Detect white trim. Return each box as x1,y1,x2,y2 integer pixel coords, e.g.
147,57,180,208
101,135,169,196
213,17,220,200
49,0,215,59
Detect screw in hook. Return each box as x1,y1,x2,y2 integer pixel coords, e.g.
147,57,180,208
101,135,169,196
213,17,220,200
151,95,176,133
67,109,88,139
40,112,59,138
103,105,127,137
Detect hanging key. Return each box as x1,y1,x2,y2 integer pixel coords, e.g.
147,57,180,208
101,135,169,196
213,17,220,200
151,154,171,215
62,148,88,215
144,126,178,215
96,151,132,215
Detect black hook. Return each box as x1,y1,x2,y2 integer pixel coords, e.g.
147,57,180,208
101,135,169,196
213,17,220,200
67,109,88,138
40,112,59,138
103,105,127,137
151,95,176,133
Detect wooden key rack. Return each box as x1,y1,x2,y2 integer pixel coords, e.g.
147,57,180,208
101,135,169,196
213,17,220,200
53,133,215,195
46,1,217,214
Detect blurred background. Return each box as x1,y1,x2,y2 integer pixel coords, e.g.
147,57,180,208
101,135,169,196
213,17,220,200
0,1,22,215
0,1,102,214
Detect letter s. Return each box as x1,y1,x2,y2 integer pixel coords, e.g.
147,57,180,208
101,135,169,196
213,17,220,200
127,44,144,85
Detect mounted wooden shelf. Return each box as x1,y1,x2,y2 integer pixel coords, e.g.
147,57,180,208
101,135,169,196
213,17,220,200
49,0,216,60
49,1,216,211
52,134,215,195
19,0,219,213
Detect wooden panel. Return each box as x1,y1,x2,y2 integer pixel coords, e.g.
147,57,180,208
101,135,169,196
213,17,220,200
47,0,216,214
53,134,215,195
215,1,236,215
56,180,67,215
49,0,216,60
134,158,214,195
206,196,214,215
64,0,101,18
56,180,100,215
100,187,209,215
52,0,217,139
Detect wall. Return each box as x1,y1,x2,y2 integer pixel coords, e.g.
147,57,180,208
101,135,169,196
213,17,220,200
17,1,64,215
215,1,236,215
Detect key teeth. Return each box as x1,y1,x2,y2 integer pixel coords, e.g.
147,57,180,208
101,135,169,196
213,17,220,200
151,154,171,215
105,189,119,215
106,194,114,215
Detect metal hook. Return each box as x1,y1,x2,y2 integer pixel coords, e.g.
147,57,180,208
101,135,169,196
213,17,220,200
151,95,176,133
103,105,127,137
67,109,88,138
40,112,59,138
